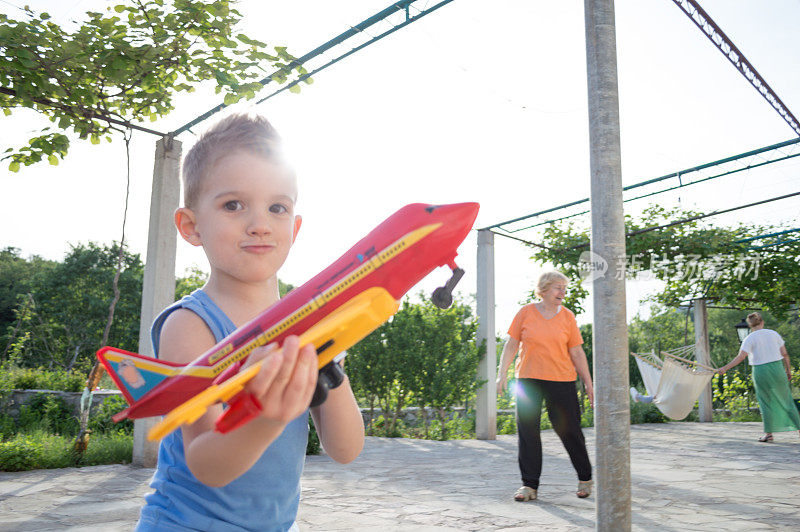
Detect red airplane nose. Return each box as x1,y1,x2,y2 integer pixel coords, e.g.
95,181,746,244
425,202,480,231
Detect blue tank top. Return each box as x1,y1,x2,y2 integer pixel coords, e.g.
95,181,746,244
136,290,308,532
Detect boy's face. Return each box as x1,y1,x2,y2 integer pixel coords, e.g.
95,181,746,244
177,150,301,285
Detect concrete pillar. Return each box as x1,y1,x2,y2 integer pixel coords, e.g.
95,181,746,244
584,1,631,530
133,136,182,467
693,298,713,422
475,229,497,440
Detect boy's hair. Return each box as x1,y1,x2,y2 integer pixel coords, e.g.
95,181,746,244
181,113,291,208
746,312,764,328
535,270,569,298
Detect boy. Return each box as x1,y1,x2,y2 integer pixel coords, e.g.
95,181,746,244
136,114,365,531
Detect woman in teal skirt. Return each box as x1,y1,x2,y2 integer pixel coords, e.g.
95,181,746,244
718,312,800,442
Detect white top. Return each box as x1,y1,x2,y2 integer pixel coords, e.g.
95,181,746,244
739,328,785,366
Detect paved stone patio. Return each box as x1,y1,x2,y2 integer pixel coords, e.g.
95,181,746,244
1,422,798,530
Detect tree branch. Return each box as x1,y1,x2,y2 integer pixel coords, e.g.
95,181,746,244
0,86,166,137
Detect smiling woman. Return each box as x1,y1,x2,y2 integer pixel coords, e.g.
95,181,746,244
496,270,595,501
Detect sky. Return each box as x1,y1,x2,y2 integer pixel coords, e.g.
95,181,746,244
1,0,799,336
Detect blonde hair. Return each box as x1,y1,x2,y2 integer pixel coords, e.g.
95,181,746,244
181,113,291,208
535,270,569,298
746,312,764,328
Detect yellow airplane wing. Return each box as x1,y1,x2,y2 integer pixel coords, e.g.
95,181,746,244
148,287,400,441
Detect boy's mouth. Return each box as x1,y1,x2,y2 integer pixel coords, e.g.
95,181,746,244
242,244,275,254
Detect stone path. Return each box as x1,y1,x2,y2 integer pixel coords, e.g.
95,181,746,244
1,422,798,530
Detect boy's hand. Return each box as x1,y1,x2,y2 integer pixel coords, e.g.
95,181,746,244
243,336,318,425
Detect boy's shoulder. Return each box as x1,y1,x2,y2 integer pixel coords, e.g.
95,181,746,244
158,308,217,364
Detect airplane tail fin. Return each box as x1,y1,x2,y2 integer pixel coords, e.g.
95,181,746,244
97,346,185,409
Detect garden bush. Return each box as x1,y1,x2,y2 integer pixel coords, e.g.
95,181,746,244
78,430,133,466
0,429,134,471
0,435,43,471
0,365,84,392
16,392,80,436
630,401,666,424
497,413,516,435
89,394,133,435
712,372,761,421
306,415,320,455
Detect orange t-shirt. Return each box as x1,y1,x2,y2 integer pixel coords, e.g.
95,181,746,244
507,304,584,382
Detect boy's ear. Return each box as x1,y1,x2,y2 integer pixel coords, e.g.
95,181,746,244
292,215,302,244
175,207,202,247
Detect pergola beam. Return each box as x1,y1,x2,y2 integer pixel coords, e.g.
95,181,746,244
671,0,800,136
171,0,454,137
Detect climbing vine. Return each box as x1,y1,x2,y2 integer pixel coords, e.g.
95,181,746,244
1,0,309,170
529,205,800,317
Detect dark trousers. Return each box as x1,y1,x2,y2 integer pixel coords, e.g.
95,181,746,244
516,378,592,489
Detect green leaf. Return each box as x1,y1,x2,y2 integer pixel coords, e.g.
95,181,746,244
48,154,58,166
288,84,301,94
9,161,20,172
2,3,296,169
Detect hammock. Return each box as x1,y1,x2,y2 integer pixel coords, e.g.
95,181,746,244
631,345,716,420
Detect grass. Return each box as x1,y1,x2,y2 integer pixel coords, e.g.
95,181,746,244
1,414,318,472
0,429,132,471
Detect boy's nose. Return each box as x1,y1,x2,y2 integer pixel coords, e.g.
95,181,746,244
246,212,272,236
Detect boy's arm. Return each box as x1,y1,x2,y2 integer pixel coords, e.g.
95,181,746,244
310,369,365,464
159,310,317,487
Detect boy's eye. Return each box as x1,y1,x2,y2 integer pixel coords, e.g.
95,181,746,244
269,203,289,214
223,200,243,211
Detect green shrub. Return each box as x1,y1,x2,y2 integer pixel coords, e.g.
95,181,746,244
579,393,594,428
497,386,515,410
16,393,79,436
0,436,43,471
0,413,15,438
497,413,516,435
0,366,84,392
683,409,700,422
306,415,320,455
713,372,756,417
539,410,552,431
89,395,133,435
78,430,132,466
630,401,666,424
0,429,133,471
368,415,408,438
423,413,475,441
714,408,760,422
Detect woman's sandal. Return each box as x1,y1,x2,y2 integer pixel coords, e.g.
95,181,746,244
577,479,593,499
514,486,537,502
758,434,774,443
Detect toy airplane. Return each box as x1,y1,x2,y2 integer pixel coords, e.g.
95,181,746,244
97,202,479,440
